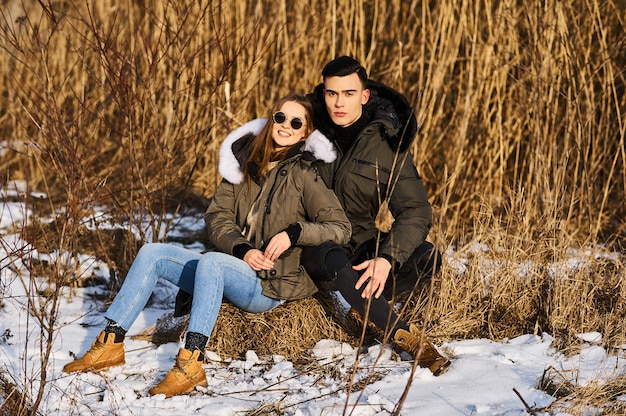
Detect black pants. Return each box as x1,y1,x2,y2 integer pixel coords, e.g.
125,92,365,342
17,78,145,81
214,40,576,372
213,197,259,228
302,238,441,298
362,238,441,300
301,238,442,333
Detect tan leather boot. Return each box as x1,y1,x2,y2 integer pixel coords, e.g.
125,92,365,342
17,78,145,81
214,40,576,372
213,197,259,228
63,331,125,373
393,324,451,376
149,348,207,397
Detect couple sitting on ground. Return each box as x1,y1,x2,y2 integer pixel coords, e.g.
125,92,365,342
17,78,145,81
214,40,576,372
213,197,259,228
62,56,451,397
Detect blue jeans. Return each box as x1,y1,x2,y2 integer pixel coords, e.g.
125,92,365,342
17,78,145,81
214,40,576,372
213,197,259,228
104,243,282,337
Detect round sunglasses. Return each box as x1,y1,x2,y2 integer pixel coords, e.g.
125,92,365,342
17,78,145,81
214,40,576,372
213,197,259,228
272,111,305,130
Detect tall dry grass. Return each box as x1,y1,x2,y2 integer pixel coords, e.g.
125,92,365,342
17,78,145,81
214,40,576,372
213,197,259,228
0,0,624,241
0,0,624,413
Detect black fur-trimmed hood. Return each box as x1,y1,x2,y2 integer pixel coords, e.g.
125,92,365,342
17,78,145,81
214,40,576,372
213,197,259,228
307,80,418,153
219,119,337,184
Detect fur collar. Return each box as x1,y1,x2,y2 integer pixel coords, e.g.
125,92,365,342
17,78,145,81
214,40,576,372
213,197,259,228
219,119,336,184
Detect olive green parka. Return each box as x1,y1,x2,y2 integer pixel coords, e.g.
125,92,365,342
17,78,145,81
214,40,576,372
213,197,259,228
204,119,351,301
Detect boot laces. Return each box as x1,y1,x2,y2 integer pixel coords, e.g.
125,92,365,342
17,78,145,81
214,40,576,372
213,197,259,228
173,361,190,377
172,354,200,379
85,340,107,358
396,330,421,356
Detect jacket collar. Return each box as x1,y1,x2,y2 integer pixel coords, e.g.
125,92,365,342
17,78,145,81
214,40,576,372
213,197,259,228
219,119,336,184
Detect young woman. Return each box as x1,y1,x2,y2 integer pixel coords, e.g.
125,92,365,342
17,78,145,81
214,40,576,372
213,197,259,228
62,94,351,398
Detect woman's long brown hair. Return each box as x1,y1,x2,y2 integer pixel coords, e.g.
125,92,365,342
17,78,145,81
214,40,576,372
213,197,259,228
245,94,314,180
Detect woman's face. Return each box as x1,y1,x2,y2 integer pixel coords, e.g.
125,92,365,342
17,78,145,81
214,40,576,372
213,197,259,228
271,101,308,148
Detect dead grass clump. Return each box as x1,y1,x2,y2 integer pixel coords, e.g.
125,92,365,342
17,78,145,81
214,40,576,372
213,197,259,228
0,373,32,416
133,295,358,361
547,257,626,352
416,232,626,352
539,366,578,399
541,372,626,415
21,219,140,295
242,401,287,416
416,256,492,340
132,312,189,345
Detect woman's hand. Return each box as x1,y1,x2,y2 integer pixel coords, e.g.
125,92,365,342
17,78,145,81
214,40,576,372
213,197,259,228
242,232,291,270
243,249,274,271
263,231,291,261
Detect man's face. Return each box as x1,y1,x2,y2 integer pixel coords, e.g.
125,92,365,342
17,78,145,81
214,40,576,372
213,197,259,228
323,73,370,127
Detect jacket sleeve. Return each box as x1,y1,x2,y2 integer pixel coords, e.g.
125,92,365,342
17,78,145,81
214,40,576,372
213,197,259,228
204,180,250,255
296,166,352,247
380,151,432,266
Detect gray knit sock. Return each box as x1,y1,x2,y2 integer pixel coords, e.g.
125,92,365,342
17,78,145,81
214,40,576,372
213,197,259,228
104,318,126,343
184,331,208,361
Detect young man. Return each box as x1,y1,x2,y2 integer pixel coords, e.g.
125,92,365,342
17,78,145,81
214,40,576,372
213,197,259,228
303,56,450,376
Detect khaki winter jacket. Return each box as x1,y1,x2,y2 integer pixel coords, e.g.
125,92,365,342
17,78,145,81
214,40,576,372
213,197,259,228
307,80,433,267
205,120,351,301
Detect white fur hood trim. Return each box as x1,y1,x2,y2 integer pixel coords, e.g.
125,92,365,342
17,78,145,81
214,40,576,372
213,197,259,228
218,119,266,185
303,129,336,163
219,119,336,184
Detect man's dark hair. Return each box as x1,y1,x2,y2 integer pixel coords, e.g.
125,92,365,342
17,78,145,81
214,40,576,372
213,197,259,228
322,56,368,86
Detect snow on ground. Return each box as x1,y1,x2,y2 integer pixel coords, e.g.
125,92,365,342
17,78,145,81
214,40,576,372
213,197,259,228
1,183,625,415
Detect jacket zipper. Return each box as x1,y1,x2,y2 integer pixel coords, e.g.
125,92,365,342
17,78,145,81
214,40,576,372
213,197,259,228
259,159,293,248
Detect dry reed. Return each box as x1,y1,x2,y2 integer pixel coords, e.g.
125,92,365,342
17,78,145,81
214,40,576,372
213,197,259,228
0,0,623,247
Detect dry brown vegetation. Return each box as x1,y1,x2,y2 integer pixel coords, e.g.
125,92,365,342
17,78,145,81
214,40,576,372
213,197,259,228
132,293,366,360
0,0,625,414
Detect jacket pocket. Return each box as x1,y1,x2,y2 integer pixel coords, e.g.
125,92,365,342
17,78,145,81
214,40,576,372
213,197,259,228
267,265,313,300
351,159,391,184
